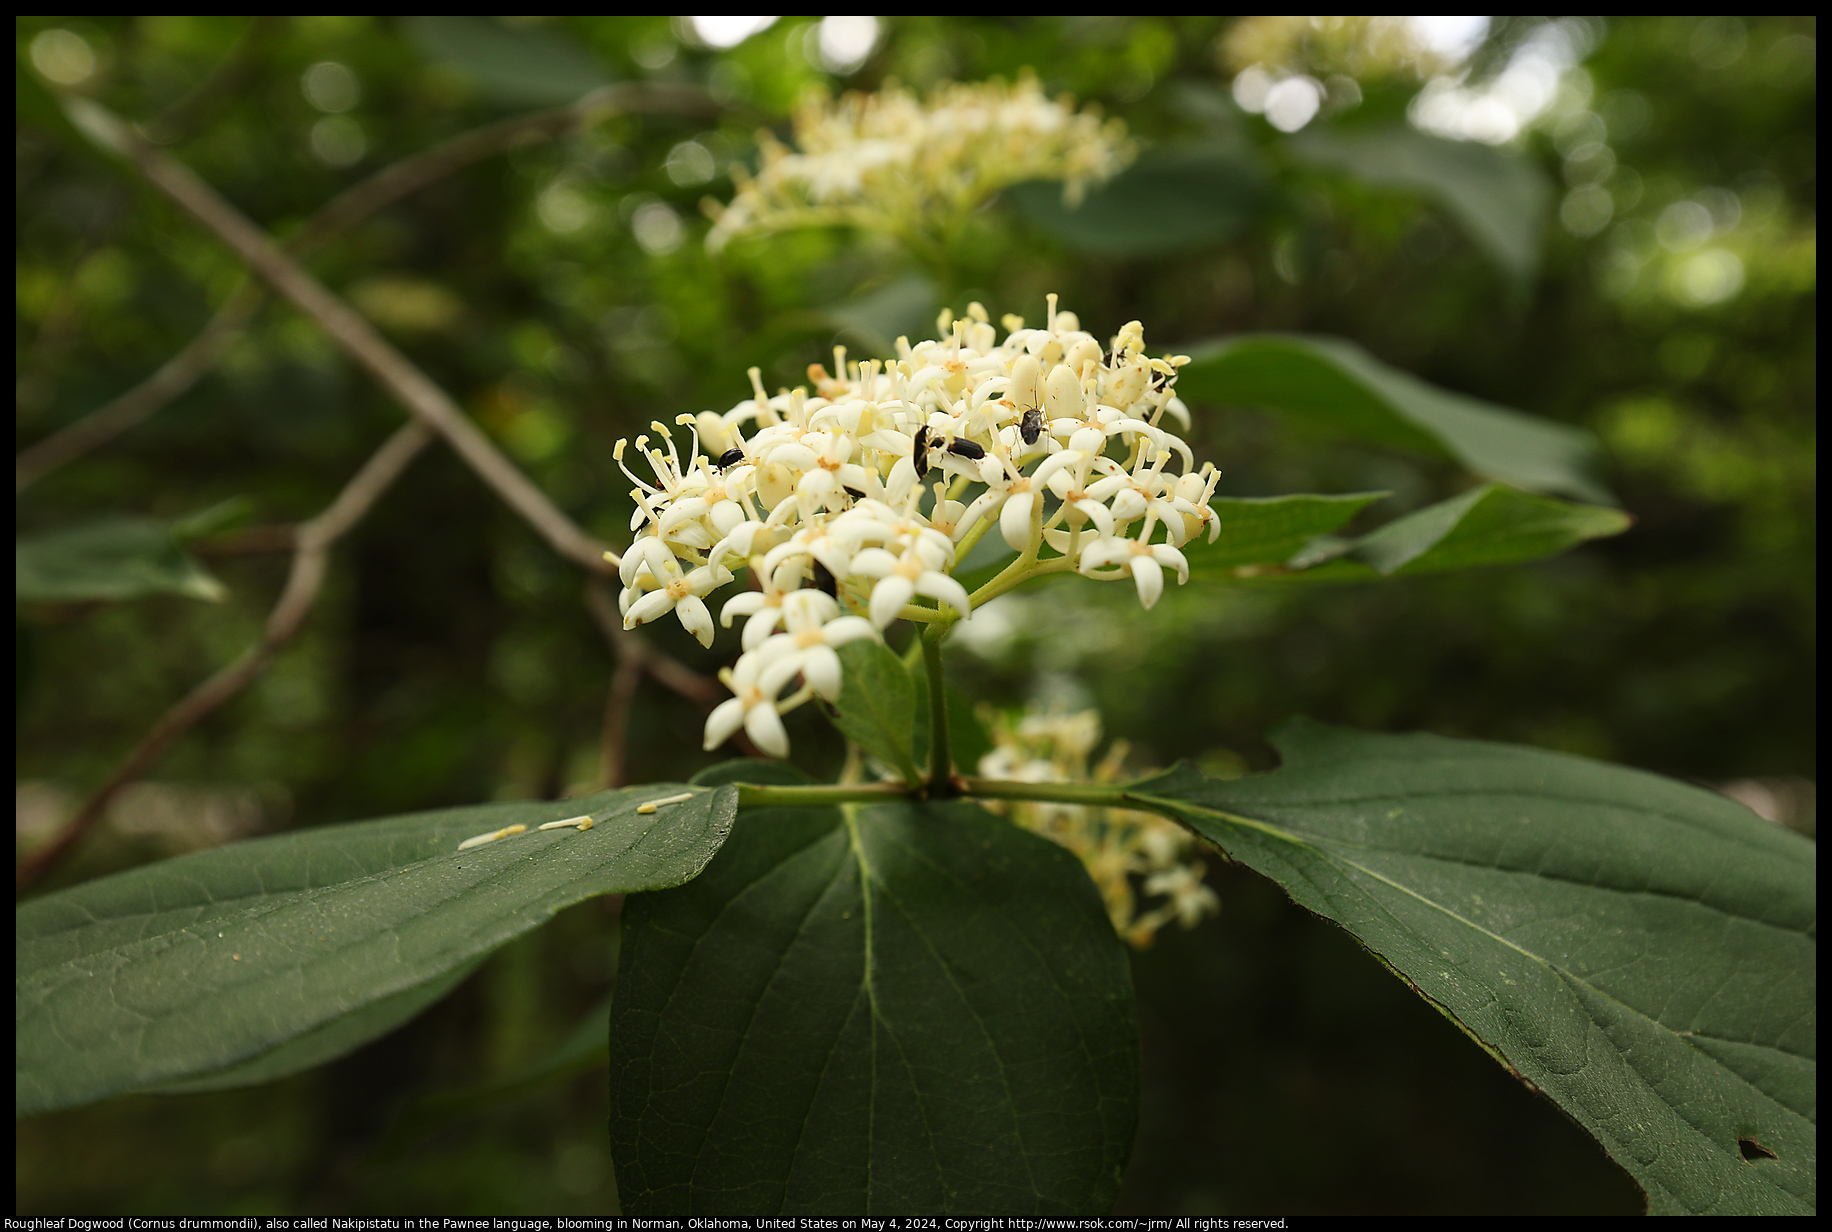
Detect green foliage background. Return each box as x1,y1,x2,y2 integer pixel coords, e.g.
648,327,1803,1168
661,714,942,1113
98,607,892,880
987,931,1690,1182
16,15,1814,1214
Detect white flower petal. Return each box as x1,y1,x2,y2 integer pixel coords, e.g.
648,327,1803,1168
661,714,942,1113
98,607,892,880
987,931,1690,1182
1127,554,1164,609
744,702,791,758
869,574,915,627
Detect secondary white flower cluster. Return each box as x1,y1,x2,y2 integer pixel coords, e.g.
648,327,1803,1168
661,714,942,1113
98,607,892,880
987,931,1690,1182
612,296,1221,759
978,708,1220,946
707,75,1135,250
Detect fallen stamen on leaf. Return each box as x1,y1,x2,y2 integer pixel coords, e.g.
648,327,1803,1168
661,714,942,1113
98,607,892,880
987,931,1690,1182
538,815,594,831
457,823,528,850
636,791,696,814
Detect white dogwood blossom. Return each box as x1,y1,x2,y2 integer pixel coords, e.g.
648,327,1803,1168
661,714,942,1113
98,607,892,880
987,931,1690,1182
708,75,1135,251
977,708,1220,946
612,296,1219,759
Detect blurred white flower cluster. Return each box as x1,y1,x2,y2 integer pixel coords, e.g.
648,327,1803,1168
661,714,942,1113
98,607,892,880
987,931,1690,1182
979,708,1220,946
708,75,1135,250
613,296,1221,758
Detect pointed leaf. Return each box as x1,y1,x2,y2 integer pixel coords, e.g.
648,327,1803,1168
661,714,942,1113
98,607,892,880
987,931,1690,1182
1185,491,1389,578
16,516,226,603
1177,334,1615,505
831,639,921,783
610,797,1138,1215
1127,720,1815,1215
16,784,736,1117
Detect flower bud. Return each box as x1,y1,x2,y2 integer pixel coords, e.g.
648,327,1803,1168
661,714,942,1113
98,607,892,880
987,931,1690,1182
1044,363,1085,421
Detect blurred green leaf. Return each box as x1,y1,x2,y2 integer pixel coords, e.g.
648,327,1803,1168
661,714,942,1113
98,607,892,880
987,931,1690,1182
1177,334,1616,504
16,516,227,603
16,784,736,1117
1289,123,1552,284
399,16,613,105
824,271,940,357
1292,483,1632,578
1129,720,1815,1215
1005,142,1272,256
1186,491,1389,578
831,639,921,783
610,795,1138,1215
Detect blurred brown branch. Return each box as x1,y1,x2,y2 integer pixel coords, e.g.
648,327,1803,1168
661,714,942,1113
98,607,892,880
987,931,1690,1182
17,80,715,492
17,420,434,891
58,95,618,574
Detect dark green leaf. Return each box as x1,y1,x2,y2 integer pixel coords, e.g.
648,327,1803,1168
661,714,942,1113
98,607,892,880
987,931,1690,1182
1185,491,1389,579
399,16,613,105
610,797,1139,1215
16,516,227,603
1005,143,1272,256
831,639,921,783
1310,483,1631,577
16,783,736,1117
1289,123,1553,284
1210,483,1631,582
1177,334,1615,505
1128,720,1815,1215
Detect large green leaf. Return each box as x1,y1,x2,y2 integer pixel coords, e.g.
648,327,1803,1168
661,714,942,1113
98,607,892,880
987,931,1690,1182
16,783,737,1117
1193,483,1631,582
1289,124,1552,284
1176,334,1615,505
610,785,1139,1215
1126,720,1815,1215
16,516,226,603
1187,491,1388,578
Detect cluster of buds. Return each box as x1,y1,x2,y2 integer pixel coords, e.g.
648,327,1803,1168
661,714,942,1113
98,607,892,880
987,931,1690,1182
612,296,1222,759
707,74,1135,251
978,708,1220,945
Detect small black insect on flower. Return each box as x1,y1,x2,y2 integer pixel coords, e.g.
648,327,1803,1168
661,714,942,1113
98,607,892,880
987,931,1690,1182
1019,406,1044,446
911,425,933,480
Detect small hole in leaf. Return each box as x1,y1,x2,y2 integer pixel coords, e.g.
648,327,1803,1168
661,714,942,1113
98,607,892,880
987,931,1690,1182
1738,1135,1778,1162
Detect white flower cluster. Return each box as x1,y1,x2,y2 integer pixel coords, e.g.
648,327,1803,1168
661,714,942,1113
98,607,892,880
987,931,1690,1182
613,296,1221,759
978,708,1220,946
708,75,1135,250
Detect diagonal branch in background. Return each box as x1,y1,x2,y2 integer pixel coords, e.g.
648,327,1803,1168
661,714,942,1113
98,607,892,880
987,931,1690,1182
16,420,434,892
56,96,618,573
583,579,754,787
17,81,715,492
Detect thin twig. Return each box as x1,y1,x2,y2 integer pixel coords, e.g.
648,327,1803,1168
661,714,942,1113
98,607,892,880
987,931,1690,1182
18,81,714,492
17,420,434,892
61,96,617,574
582,579,754,781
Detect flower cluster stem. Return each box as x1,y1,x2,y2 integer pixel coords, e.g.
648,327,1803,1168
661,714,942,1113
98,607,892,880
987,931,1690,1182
732,775,1155,814
920,626,953,797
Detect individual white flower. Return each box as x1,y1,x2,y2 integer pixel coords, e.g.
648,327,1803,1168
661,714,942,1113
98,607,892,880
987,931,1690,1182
850,539,972,628
621,553,733,647
747,607,879,703
1142,864,1221,928
1077,533,1190,610
702,650,792,758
